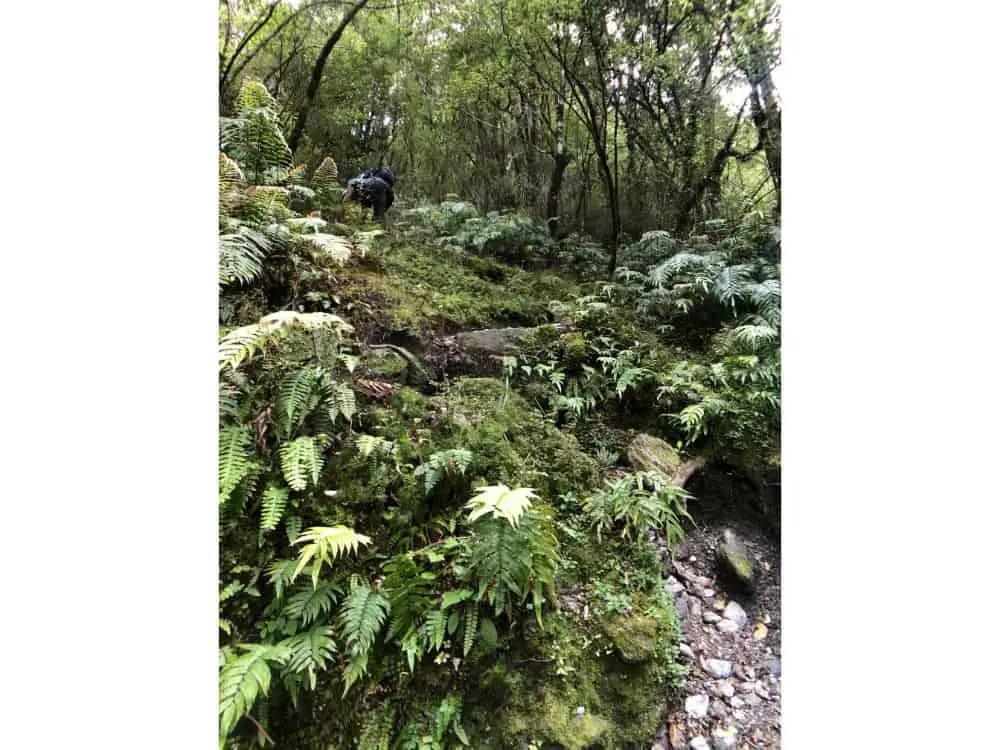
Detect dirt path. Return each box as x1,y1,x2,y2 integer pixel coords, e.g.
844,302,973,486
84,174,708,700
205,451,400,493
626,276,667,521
651,470,782,750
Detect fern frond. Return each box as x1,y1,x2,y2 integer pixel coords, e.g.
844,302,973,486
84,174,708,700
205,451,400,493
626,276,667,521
339,582,390,694
280,626,338,691
219,426,254,503
218,323,271,371
278,368,318,437
218,643,290,741
462,602,478,656
260,485,289,533
279,435,324,491
465,484,537,527
309,233,353,265
330,382,357,425
285,581,341,626
291,525,372,586
312,156,339,188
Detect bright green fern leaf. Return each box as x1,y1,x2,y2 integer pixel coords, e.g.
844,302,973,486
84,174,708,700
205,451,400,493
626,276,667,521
260,485,289,533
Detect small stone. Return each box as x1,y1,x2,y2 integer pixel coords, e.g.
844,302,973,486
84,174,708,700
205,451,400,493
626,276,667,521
688,555,697,563
700,588,716,599
665,576,685,595
576,706,586,717
711,727,738,750
703,611,722,624
703,658,733,679
733,663,752,681
689,737,711,750
708,699,727,718
690,598,703,622
744,693,762,707
729,696,744,709
722,601,747,627
762,658,781,677
675,592,690,620
753,682,770,701
732,709,746,721
712,680,735,699
738,681,755,693
679,643,696,661
685,694,710,718
716,619,739,634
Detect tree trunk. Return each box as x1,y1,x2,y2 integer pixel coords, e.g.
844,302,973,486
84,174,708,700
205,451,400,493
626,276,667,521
287,0,371,155
546,151,571,237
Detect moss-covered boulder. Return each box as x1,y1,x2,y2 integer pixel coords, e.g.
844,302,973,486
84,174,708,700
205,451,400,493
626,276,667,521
626,433,682,478
601,612,659,664
432,378,600,499
716,528,756,591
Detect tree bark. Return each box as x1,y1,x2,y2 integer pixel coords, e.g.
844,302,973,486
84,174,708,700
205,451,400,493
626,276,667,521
287,0,372,155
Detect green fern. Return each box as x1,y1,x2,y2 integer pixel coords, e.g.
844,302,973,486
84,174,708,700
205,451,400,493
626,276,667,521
219,426,255,504
414,449,474,495
284,581,342,626
462,602,478,656
279,626,338,690
312,156,340,189
218,643,290,742
465,484,537,527
330,382,357,424
278,367,319,437
291,525,372,586
260,485,289,533
339,581,390,694
278,435,325,491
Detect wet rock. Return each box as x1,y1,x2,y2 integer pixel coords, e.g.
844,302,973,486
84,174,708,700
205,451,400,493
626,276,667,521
722,601,747,627
703,658,733,678
733,664,754,682
716,619,739,634
699,588,716,599
716,529,756,590
690,598,702,623
685,694,710,718
674,594,690,622
679,643,696,661
689,737,711,750
703,611,722,624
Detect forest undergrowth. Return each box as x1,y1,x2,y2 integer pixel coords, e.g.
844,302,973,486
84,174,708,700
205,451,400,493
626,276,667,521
219,74,779,750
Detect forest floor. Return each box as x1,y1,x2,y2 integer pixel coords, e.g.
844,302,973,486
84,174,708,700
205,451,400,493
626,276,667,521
335,226,782,748
652,471,782,750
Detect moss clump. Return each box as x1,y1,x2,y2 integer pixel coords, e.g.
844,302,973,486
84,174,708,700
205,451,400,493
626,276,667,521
560,332,588,365
432,378,600,499
503,688,613,750
601,612,658,664
332,241,580,336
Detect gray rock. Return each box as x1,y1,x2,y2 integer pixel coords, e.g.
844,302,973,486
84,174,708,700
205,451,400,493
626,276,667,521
733,664,755,682
703,611,722,624
744,693,762,707
674,592,690,621
762,658,781,677
722,601,747,627
716,619,739,634
685,694,710,718
708,699,728,718
699,588,716,599
732,709,746,722
679,643,696,661
711,680,736,699
754,682,771,701
729,696,744,709
738,681,755,693
703,658,733,679
716,529,756,589
690,598,703,623
665,576,685,595
689,737,711,750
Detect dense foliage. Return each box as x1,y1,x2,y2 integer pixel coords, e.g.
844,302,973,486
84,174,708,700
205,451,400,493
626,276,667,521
219,1,780,747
